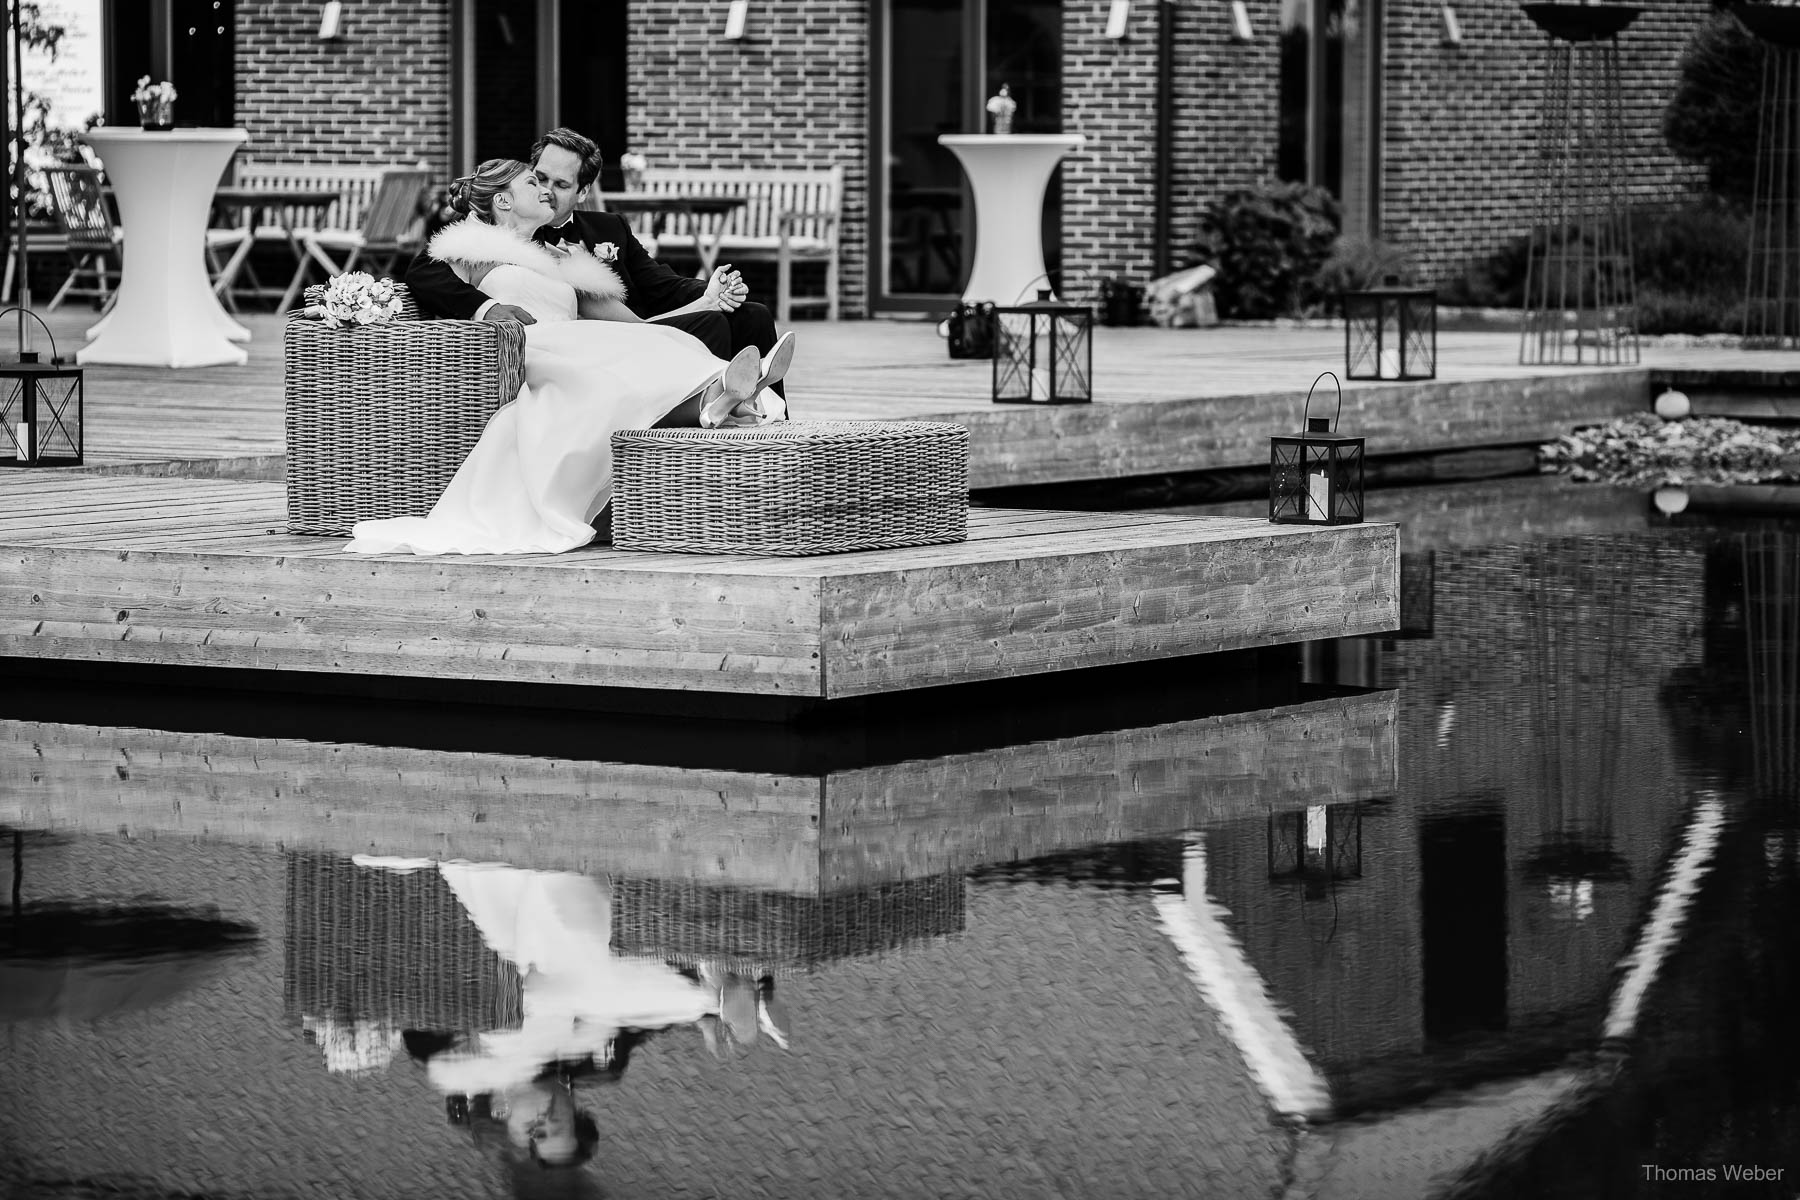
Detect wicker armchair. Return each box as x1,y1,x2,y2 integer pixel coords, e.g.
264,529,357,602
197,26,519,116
285,282,526,536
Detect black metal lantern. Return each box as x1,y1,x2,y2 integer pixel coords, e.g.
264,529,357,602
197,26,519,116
0,309,83,467
992,289,1092,404
1343,281,1437,380
1270,371,1363,525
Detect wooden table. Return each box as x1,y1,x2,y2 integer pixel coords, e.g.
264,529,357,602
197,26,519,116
207,186,341,310
78,127,251,367
595,193,747,278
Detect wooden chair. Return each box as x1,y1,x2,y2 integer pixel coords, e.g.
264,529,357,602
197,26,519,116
41,166,120,311
288,167,433,310
1,225,70,303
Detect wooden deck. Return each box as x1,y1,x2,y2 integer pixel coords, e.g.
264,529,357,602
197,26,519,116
0,688,1396,890
24,306,1800,488
0,473,1398,699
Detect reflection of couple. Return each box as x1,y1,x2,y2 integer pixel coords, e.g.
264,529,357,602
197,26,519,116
347,128,796,557
351,856,787,1170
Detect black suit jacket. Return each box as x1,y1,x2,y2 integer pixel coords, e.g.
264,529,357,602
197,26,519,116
405,211,706,321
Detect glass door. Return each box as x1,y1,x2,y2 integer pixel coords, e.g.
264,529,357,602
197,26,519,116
871,0,1063,313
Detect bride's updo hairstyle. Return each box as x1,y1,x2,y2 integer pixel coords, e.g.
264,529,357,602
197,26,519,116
446,158,530,224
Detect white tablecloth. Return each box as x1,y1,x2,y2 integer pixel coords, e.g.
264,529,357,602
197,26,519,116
938,134,1086,306
78,127,251,368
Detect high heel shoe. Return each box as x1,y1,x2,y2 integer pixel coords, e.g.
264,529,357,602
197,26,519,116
698,346,762,429
756,331,796,395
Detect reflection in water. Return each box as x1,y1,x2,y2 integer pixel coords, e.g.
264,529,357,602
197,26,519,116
3,827,260,1026
286,854,827,1169
4,502,1800,1194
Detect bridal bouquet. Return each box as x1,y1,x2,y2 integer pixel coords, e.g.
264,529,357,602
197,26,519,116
311,272,403,329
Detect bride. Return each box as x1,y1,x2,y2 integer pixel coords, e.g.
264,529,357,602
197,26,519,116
346,158,793,556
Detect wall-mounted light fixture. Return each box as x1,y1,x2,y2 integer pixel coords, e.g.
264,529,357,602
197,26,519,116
1105,0,1132,39
1440,3,1463,45
1230,0,1255,43
318,0,342,40
723,0,749,40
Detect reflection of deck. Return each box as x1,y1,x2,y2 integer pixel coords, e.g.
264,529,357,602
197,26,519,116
0,474,1398,700
0,688,1396,890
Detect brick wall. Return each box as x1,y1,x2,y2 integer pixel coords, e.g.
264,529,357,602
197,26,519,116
1381,0,1709,286
628,0,870,316
235,0,454,174
219,0,1711,309
1058,0,1284,298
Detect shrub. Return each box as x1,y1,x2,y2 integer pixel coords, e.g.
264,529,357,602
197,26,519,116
1664,11,1764,206
1440,200,1750,334
1187,179,1341,318
1633,199,1747,298
1312,234,1418,296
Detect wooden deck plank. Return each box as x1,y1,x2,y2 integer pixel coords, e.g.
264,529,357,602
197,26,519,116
0,474,1399,698
821,521,1397,697
22,306,1800,489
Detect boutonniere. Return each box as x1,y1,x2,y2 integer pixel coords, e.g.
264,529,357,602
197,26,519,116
594,242,620,263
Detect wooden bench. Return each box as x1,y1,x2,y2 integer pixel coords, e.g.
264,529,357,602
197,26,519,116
636,166,842,322
228,161,393,234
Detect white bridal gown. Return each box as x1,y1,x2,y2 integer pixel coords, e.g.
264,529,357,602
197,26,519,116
345,264,724,555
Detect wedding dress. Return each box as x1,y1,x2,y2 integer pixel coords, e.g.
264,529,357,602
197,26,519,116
345,221,727,556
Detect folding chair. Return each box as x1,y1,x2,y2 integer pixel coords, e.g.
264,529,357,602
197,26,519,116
42,166,120,311
285,167,432,310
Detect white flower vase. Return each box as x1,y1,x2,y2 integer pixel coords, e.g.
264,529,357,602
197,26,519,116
137,98,174,131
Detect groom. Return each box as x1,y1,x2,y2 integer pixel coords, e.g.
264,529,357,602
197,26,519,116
406,126,783,394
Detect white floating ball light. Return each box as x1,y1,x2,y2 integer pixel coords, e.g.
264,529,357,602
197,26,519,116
1653,486,1690,515
1654,388,1691,420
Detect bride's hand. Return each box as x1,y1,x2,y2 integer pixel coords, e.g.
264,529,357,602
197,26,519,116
704,265,746,312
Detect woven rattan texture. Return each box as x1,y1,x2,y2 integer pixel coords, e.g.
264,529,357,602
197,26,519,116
610,420,970,555
609,873,968,972
282,854,524,1032
284,283,525,536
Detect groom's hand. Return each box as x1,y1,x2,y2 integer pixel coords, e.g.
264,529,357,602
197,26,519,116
704,265,748,313
483,304,536,326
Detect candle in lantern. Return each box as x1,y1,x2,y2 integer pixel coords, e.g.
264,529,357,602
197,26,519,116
1307,466,1331,520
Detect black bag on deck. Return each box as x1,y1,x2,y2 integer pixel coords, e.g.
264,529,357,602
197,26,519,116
943,301,997,359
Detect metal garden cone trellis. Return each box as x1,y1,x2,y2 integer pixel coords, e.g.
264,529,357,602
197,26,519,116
1518,3,1642,366
1735,5,1800,348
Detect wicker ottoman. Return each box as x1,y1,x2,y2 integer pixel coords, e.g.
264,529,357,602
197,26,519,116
610,420,969,555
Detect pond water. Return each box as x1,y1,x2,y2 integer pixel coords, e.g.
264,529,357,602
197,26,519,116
2,475,1797,1199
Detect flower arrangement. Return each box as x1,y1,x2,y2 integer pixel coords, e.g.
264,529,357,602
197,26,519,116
986,84,1016,135
308,272,403,329
619,151,648,190
132,76,177,128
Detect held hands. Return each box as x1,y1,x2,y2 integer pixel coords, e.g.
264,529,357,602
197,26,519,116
703,264,749,313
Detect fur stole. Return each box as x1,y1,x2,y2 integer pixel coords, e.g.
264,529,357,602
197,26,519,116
428,219,626,302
